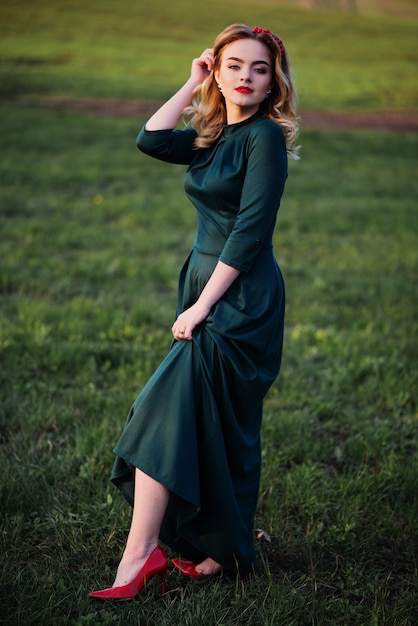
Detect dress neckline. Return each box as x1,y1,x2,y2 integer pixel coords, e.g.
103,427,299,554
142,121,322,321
223,110,263,137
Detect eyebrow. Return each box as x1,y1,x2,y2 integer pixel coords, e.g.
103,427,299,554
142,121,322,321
226,56,270,66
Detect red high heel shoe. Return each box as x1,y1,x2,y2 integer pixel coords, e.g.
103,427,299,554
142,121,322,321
172,559,201,578
89,545,168,599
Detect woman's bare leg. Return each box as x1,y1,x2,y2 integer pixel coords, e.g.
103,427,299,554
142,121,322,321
112,468,169,587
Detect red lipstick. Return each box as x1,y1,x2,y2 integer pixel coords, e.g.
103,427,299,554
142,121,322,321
235,87,254,94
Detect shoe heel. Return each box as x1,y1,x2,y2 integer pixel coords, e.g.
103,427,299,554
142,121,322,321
159,567,167,594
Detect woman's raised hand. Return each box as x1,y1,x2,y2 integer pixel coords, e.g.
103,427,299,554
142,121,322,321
191,49,214,85
143,48,214,130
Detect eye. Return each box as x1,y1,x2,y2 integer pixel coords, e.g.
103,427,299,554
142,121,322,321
254,67,268,74
228,64,240,70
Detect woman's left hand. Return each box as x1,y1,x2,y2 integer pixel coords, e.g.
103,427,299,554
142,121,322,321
172,302,211,341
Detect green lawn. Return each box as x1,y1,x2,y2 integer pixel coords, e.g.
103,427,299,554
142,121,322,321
1,104,417,625
1,0,417,624
1,0,417,109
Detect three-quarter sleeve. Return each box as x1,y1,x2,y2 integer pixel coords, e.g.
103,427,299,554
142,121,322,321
219,123,288,273
137,126,197,165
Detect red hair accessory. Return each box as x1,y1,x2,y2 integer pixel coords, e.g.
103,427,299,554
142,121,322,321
252,26,285,55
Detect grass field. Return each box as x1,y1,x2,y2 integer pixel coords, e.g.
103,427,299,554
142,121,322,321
1,1,417,625
1,0,418,110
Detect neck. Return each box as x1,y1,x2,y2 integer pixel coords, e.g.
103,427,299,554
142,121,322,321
225,104,260,125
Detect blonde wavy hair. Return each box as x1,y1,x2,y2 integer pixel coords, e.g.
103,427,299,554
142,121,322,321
184,23,300,159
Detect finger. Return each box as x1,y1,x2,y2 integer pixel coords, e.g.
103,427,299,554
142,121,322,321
180,327,192,340
173,326,186,340
196,57,212,72
199,50,214,71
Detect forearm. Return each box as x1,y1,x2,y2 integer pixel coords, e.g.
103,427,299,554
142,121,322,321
197,261,241,310
172,260,240,340
145,77,200,131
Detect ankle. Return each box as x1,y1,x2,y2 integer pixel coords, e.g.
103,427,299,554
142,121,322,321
122,542,158,563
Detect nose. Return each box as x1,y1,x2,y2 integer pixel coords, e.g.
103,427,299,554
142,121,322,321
240,67,252,82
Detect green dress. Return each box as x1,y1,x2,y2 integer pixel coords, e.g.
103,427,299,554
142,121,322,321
111,111,288,576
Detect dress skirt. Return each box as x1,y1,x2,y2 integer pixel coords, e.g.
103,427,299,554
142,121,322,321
111,246,285,576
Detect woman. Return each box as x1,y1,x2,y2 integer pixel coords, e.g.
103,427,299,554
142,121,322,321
89,23,298,600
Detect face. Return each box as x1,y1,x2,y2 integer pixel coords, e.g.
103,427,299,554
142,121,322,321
214,38,273,122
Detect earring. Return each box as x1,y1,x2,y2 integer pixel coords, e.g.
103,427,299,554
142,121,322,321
266,89,272,98
217,83,223,92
